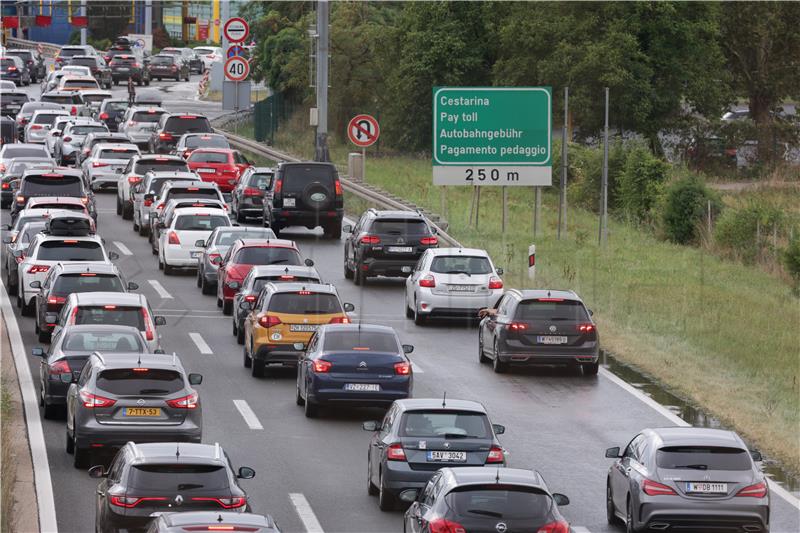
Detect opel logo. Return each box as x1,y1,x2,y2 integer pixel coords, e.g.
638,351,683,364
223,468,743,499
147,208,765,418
443,442,450,449
358,361,368,368
136,399,146,406
549,325,557,332
495,522,508,533
174,494,183,506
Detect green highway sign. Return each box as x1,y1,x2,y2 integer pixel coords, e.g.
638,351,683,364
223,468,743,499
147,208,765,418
433,87,552,186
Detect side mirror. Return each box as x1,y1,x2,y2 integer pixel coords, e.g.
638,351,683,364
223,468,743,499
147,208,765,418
492,424,506,435
2,237,11,244
228,281,240,290
750,450,763,462
552,493,570,506
188,373,203,385
12,250,24,258
154,316,166,326
496,267,504,276
88,465,106,478
237,466,256,479
61,373,74,384
293,342,305,351
31,347,45,357
51,130,61,137
154,349,165,354
44,313,58,325
194,239,206,247
605,447,621,459
588,309,594,316
342,225,353,233
108,251,120,260
29,280,42,289
127,282,139,290
2,225,11,230
362,421,380,432
343,302,355,313
402,344,414,354
304,258,314,267
239,301,253,311
211,256,222,265
398,489,419,503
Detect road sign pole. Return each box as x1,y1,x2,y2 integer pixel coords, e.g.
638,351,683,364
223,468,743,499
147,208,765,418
315,0,330,162
599,87,610,247
361,147,366,182
502,186,508,233
533,186,542,238
559,86,569,240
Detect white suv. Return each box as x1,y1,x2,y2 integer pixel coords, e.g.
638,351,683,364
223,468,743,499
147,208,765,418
158,207,230,275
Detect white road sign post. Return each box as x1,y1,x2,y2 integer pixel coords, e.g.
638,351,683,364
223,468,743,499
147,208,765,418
528,244,536,280
347,114,380,182
222,17,251,113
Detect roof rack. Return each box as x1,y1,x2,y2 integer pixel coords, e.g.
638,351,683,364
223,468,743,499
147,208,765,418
127,441,142,459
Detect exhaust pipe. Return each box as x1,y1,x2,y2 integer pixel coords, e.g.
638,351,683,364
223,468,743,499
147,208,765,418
648,523,670,530
742,526,762,532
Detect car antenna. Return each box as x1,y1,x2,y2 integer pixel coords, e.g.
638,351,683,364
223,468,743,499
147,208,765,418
547,290,551,298
442,391,447,408
217,514,224,523
175,443,180,458
137,353,142,367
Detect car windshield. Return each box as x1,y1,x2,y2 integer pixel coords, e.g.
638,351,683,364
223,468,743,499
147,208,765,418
21,176,82,196
233,247,302,266
37,241,103,261
74,306,143,328
430,255,492,275
53,274,124,296
129,465,229,491
445,486,554,520
165,116,212,134
62,331,144,352
267,293,341,315
1,93,29,105
5,146,49,158
132,110,166,123
32,114,63,125
247,172,272,189
41,94,81,105
252,275,318,292
185,135,229,149
136,160,188,174
656,446,752,471
189,151,229,164
400,411,491,438
71,125,107,135
174,214,229,231
282,165,335,192
514,299,589,322
98,148,138,160
62,80,98,89
167,189,219,200
323,331,399,353
96,369,183,395
214,229,273,246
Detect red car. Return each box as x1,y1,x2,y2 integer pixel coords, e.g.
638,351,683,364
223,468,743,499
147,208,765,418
216,238,312,315
186,148,251,193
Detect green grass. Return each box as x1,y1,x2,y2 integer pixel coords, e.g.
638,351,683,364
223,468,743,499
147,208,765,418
1,383,15,533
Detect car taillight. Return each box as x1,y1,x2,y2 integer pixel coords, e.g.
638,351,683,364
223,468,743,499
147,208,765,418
69,306,79,325
30,124,43,130
243,187,260,196
244,295,257,302
133,63,141,68
159,132,173,140
168,231,180,245
419,275,435,288
386,443,406,461
536,521,570,533
208,253,222,265
420,236,438,245
7,66,17,72
156,202,165,210
578,323,595,333
642,479,677,496
47,295,66,307
109,495,166,508
141,308,155,341
166,391,198,409
1,183,9,190
312,359,332,373
99,112,109,120
334,179,342,196
171,65,178,71
92,162,109,168
507,322,528,331
258,315,281,328
274,179,282,194
70,106,76,116
16,195,26,204
394,361,411,375
360,235,380,245
190,497,246,509
28,265,50,273
429,519,466,533
329,316,350,324
143,198,153,207
128,176,142,184
736,481,768,498
488,277,503,289
49,360,71,376
80,197,89,205
486,446,504,463
79,389,116,408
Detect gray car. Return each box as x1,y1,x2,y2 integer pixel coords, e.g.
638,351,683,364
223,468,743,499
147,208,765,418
55,119,109,165
195,226,277,295
2,220,46,297
117,105,167,149
131,170,199,235
81,143,140,191
65,352,203,468
605,427,769,533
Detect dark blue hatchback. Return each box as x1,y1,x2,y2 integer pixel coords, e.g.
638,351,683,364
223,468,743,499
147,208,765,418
295,324,414,417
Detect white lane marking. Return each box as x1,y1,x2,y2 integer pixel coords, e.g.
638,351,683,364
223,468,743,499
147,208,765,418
113,241,133,255
0,280,59,533
232,400,263,430
188,332,213,354
600,368,800,509
572,527,591,533
289,493,325,533
147,279,173,299
412,362,424,374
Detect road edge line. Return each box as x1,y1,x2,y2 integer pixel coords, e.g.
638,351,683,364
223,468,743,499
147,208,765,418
289,493,324,533
1,280,59,532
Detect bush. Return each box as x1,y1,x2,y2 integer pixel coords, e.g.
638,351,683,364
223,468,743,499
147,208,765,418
715,201,785,263
783,237,800,293
617,145,669,223
567,141,627,213
661,175,718,245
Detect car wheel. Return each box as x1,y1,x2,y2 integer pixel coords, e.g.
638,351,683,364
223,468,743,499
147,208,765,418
216,295,223,308
236,322,244,345
222,299,232,315
73,432,89,469
303,394,317,418
20,295,34,317
158,255,164,270
344,255,354,280
367,457,378,496
138,221,148,237
413,299,426,326
201,275,214,295
132,218,139,232
626,498,638,533
243,344,252,368
163,262,174,275
492,341,507,373
38,328,50,344
197,269,203,288
479,334,490,364
251,358,264,378
378,471,395,511
295,384,304,406
42,399,59,420
145,79,150,86
65,428,74,453
583,361,600,376
606,481,618,524
236,209,246,223
157,77,161,81
325,223,341,240
122,203,132,220
115,196,122,215
114,80,119,86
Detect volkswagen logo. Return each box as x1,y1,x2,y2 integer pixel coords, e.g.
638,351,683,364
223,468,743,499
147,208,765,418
174,494,183,506
549,325,557,332
443,442,450,449
358,361,368,368
495,522,508,533
136,399,146,406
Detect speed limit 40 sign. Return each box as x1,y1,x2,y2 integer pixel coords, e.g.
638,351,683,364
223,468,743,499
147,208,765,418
224,56,250,82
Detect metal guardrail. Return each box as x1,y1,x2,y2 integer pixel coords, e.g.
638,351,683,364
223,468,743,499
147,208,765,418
6,37,60,58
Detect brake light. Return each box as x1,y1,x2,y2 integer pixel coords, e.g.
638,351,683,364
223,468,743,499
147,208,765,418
488,277,503,289
419,275,435,288
508,322,527,331
92,162,109,168
16,195,25,204
486,446,505,463
642,479,677,496
360,235,380,245
47,296,66,306
312,360,332,373
28,265,51,273
132,368,149,372
143,198,153,207
49,360,71,376
7,66,17,72
274,179,282,194
99,112,109,120
128,176,141,185
538,298,564,302
578,323,595,333
159,132,173,140
279,275,295,280
141,308,155,341
156,202,165,210
133,63,141,68
80,197,89,205
1,183,8,190
244,295,257,302
166,391,198,409
30,124,43,130
168,231,180,245
428,519,466,533
109,495,166,508
386,443,406,461
243,187,261,196
190,497,246,509
334,179,342,196
329,316,350,324
736,481,768,498
70,107,76,116
258,315,281,328
420,236,438,245
171,65,178,71
79,389,116,408
536,521,570,533
208,253,222,265
394,361,411,375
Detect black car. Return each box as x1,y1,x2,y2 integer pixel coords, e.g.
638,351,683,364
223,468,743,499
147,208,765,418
0,116,16,147
403,467,571,533
363,398,506,511
148,54,190,82
1,91,29,118
146,512,280,533
6,49,46,82
68,55,113,89
478,289,600,375
109,54,150,86
0,157,55,208
149,113,212,155
89,442,255,533
264,161,343,238
161,47,204,74
343,209,438,285
232,166,273,222
1,56,31,86
94,99,130,132
31,324,148,418
12,168,94,220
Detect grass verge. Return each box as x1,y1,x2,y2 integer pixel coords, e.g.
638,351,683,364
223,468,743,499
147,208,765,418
1,382,15,532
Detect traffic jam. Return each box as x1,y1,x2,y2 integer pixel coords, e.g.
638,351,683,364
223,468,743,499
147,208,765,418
1,32,794,533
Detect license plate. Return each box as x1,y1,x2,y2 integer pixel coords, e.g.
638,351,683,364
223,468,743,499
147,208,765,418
387,246,413,253
190,250,202,259
7,105,19,111
199,168,216,173
117,68,129,72
290,324,317,332
344,383,380,392
686,482,728,494
448,285,475,292
283,198,296,207
124,407,161,417
536,335,568,344
427,451,466,462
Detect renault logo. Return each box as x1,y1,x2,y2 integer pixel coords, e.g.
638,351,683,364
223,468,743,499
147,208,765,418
358,361,368,368
495,522,508,533
136,399,146,406
174,494,183,506
549,325,557,332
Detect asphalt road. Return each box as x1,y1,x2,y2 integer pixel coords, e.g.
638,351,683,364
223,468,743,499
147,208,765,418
3,74,800,533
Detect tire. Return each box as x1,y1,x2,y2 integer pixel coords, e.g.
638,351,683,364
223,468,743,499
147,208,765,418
243,344,252,368
65,429,74,453
304,395,317,418
583,362,600,375
158,256,164,270
236,321,244,345
145,79,150,87
236,209,246,223
163,262,174,275
156,77,161,81
122,203,132,220
251,358,264,378
222,299,232,316
38,328,50,344
175,75,180,82
492,342,508,373
295,384,304,406
138,221,148,237
73,432,89,469
217,296,223,308
606,482,618,525
378,472,395,511
20,295,34,317
367,459,378,496
344,256,354,280
626,498,638,533
132,219,139,232
405,299,414,319
42,400,59,420
114,80,119,86
137,79,142,87
479,334,490,363
115,196,122,215
196,270,202,288
325,223,341,240
201,275,214,295
413,300,426,326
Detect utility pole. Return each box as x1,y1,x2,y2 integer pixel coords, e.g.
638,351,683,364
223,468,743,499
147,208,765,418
599,87,610,246
145,0,152,37
181,0,189,43
314,0,330,162
80,0,87,45
558,87,568,240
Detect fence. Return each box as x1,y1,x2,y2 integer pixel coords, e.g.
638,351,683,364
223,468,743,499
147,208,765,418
252,92,292,145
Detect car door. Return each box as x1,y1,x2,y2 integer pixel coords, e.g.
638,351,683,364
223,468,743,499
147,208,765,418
370,405,396,483
612,433,643,511
407,471,443,533
67,363,92,433
299,333,319,397
483,294,510,353
406,251,429,302
97,449,126,524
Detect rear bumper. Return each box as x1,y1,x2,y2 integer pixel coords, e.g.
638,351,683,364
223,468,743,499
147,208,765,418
163,245,200,267
89,174,120,189
497,344,599,365
416,290,502,316
308,386,411,406
272,209,343,228
361,257,419,277
640,500,769,532
197,175,236,192
75,422,202,448
253,344,303,365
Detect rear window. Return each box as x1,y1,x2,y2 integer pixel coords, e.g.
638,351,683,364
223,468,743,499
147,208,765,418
129,465,229,491
71,125,107,135
370,219,429,235
185,135,229,149
69,58,96,67
1,93,29,105
103,101,128,112
1,59,16,68
63,79,98,89
21,175,82,196
282,165,336,192
53,274,124,296
445,487,554,521
8,51,33,60
30,202,83,211
37,241,103,261
41,94,82,105
59,48,85,58
514,299,588,322
18,223,46,243
656,446,752,471
110,57,137,66
166,189,219,200
96,368,183,395
146,177,193,195
32,114,62,125
174,214,229,230
62,331,144,352
83,94,109,105
430,256,492,275
165,116,211,135
214,229,273,246
188,151,229,164
150,55,175,65
132,110,166,123
136,160,188,174
9,162,53,175
74,306,143,328
233,247,302,266
247,172,273,189
268,293,341,315
5,146,49,158
99,148,138,160
253,275,319,293
323,331,399,353
400,411,491,438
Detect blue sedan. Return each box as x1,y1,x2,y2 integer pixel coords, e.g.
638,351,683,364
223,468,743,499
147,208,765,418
296,324,414,418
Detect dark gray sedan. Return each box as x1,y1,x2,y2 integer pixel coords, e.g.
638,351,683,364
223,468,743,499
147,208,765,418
605,427,770,533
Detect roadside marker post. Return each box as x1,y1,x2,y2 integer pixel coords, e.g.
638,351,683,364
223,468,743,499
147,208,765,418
528,244,536,280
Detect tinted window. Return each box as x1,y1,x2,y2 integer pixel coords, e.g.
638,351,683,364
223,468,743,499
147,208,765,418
514,299,589,322
129,465,229,491
131,110,166,123
12,216,42,232
213,229,273,246
135,159,188,173
62,80,98,89
53,274,124,296
32,113,62,125
370,219,429,235
267,293,342,315
110,57,137,66
253,275,318,292
98,148,138,160
174,214,229,231
62,331,144,352
8,51,33,61
103,101,128,112
166,189,219,200
58,48,85,58
400,411,491,438
96,369,183,395
70,58,97,67
445,487,554,521
185,135,229,149
9,162,53,175
1,93,29,105
282,165,335,192
4,146,49,158
323,331,399,353
74,306,143,328
164,117,212,135
21,175,82,196
145,177,193,195
189,151,229,163
234,247,301,266
18,223,46,243
1,59,16,68
83,94,109,105
150,56,175,65
70,125,107,135
37,241,104,261
40,94,81,105
656,447,752,471
247,172,272,189
430,256,492,275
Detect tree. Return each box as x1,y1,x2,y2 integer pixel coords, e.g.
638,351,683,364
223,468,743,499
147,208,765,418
87,3,132,43
250,10,311,104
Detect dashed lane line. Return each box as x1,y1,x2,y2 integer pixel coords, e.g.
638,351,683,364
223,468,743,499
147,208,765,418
232,400,264,430
572,527,592,533
113,241,133,255
147,279,173,299
188,332,213,354
289,493,325,533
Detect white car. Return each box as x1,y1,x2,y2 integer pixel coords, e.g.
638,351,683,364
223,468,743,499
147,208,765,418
131,170,200,236
45,116,77,156
117,154,188,220
117,106,168,149
404,247,505,325
193,46,222,69
81,143,140,191
41,67,92,93
24,109,70,144
0,80,16,92
158,207,231,275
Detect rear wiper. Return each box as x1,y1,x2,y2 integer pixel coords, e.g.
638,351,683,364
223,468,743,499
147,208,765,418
440,433,477,439
467,509,503,518
443,270,471,277
139,388,169,394
268,259,289,264
177,483,204,490
673,464,708,470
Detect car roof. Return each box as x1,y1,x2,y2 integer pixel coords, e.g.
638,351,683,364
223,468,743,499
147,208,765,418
267,282,336,294
55,262,120,275
138,154,184,161
369,210,425,219
235,238,297,249
647,427,746,448
80,90,112,96
319,323,395,335
145,172,198,180
428,247,490,257
30,109,70,117
249,265,319,277
22,167,83,177
190,147,233,154
444,467,546,488
129,106,167,113
27,196,83,205
165,180,216,188
91,353,183,371
247,167,273,173
60,324,142,335
94,143,138,151
395,398,488,413
128,442,225,464
72,292,144,305
36,233,101,244
507,289,580,301
159,512,274,528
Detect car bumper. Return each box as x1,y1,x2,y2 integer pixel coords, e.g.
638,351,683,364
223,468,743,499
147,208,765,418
75,420,202,449
197,175,237,192
272,209,343,228
361,257,419,277
497,344,600,365
253,344,304,365
26,132,48,143
308,383,411,406
416,290,502,316
639,500,769,532
89,174,120,189
164,245,200,267
126,132,153,144
382,462,501,495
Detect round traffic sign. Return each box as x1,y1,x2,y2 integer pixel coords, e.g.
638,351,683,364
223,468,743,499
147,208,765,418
223,17,249,43
226,44,245,58
224,56,250,82
347,114,380,147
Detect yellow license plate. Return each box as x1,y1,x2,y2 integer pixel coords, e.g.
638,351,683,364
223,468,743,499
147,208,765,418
124,407,161,417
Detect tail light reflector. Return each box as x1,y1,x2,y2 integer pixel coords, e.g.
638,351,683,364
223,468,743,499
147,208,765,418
16,195,26,204
508,322,528,331
538,297,564,302
109,495,166,508
69,306,79,325
159,132,173,140
30,124,43,130
329,316,350,324
334,179,342,196
420,236,438,245
99,112,109,120
258,315,281,328
386,443,406,461
47,295,66,308
312,359,332,373
49,360,71,376
419,275,435,288
273,179,282,194
394,361,411,375
190,497,246,509
141,308,155,341
128,176,142,184
79,389,116,408
486,446,505,463
92,162,109,168
578,323,595,333
70,107,77,116
143,198,153,207
488,277,503,289
166,391,198,409
244,295,257,302
429,519,466,533
243,187,261,196
359,235,380,245
1,183,9,190
736,481,767,498
168,231,180,245
28,265,51,273
536,522,570,533
642,479,677,496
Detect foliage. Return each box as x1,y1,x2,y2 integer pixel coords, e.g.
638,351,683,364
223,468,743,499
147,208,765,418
661,175,719,245
714,200,786,263
567,141,628,213
783,237,800,293
87,2,131,43
152,26,172,50
250,10,310,103
68,31,110,52
617,145,669,223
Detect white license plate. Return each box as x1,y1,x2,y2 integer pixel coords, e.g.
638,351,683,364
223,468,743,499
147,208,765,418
190,250,203,259
536,335,568,345
448,285,475,292
283,198,296,207
7,105,19,111
427,451,466,462
199,168,216,173
290,324,317,332
387,246,413,253
686,482,728,494
117,68,129,72
344,383,380,392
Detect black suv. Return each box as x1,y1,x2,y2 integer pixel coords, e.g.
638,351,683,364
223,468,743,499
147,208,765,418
12,168,94,220
89,442,256,533
149,113,212,154
0,90,29,118
68,55,113,89
264,162,343,238
343,209,438,285
6,49,45,82
109,54,150,86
